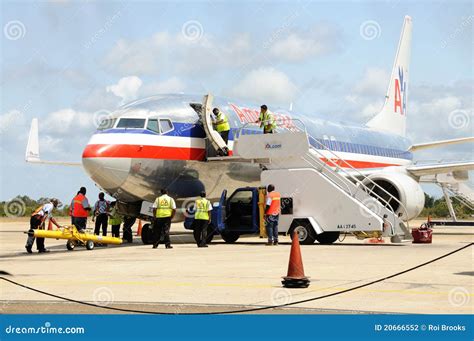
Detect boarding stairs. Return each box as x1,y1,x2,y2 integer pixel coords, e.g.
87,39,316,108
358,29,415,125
198,94,411,242
442,183,474,211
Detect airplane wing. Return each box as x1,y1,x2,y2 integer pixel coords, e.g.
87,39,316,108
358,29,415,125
25,118,82,166
406,161,474,177
408,137,474,152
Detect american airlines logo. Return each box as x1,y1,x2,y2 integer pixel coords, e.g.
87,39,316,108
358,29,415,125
394,66,407,115
265,143,282,149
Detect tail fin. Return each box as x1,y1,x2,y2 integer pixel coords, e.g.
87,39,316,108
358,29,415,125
367,15,413,137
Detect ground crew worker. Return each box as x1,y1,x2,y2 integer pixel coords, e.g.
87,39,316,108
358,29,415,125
212,108,231,144
192,191,213,248
265,184,281,245
108,201,122,238
256,104,276,134
25,199,61,253
93,192,109,236
152,189,176,249
70,187,91,232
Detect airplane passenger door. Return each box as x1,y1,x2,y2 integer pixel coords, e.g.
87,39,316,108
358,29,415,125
202,94,229,156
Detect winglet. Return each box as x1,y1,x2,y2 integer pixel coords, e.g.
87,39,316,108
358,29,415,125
25,118,82,166
25,118,40,162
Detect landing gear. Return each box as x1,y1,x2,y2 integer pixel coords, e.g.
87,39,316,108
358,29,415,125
289,220,316,245
315,232,340,245
141,223,153,245
220,231,239,243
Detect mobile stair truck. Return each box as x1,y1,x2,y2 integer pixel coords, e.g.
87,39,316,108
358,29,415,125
184,94,412,245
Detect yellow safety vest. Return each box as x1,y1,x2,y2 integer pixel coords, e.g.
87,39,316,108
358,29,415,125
259,111,276,132
215,113,230,133
155,195,173,218
195,198,210,220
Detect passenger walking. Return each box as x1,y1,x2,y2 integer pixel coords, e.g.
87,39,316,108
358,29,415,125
256,104,276,134
265,184,281,245
192,191,213,248
93,192,109,236
25,199,61,253
70,187,91,232
108,201,122,238
152,189,176,249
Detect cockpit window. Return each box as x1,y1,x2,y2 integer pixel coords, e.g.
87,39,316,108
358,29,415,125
116,118,146,129
97,118,116,130
146,119,160,133
159,119,174,134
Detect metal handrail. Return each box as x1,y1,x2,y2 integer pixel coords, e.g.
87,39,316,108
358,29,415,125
444,187,474,211
307,137,411,230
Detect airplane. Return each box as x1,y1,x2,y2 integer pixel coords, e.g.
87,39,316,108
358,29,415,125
25,15,474,237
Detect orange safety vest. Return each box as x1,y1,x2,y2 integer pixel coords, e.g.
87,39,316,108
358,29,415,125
266,191,281,215
72,193,89,218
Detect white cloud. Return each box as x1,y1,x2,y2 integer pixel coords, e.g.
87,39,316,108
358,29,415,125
230,67,298,104
42,108,94,135
106,76,143,103
353,67,390,96
268,25,342,62
0,110,24,134
140,77,186,96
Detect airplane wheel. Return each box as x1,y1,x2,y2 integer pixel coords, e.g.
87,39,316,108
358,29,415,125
290,220,316,245
66,240,75,251
141,223,153,245
86,240,95,250
315,232,340,245
221,231,239,243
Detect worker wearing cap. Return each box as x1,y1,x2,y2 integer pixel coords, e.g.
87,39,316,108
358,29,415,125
256,104,276,134
265,184,281,245
212,108,230,145
152,189,176,249
70,187,91,233
25,199,61,253
193,191,213,248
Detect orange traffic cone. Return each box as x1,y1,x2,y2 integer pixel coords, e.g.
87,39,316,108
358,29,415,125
136,219,142,236
367,237,385,244
47,219,53,231
282,232,310,288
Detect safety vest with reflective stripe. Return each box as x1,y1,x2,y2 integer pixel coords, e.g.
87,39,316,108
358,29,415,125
266,191,281,215
215,113,230,133
259,111,276,132
109,207,122,225
72,193,89,218
195,198,211,220
155,195,173,218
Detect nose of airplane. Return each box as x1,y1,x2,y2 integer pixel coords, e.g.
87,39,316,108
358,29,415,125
82,156,131,196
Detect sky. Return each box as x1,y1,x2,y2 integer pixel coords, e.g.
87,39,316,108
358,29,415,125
0,0,473,204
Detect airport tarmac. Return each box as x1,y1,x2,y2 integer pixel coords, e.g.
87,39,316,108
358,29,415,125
0,218,472,314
